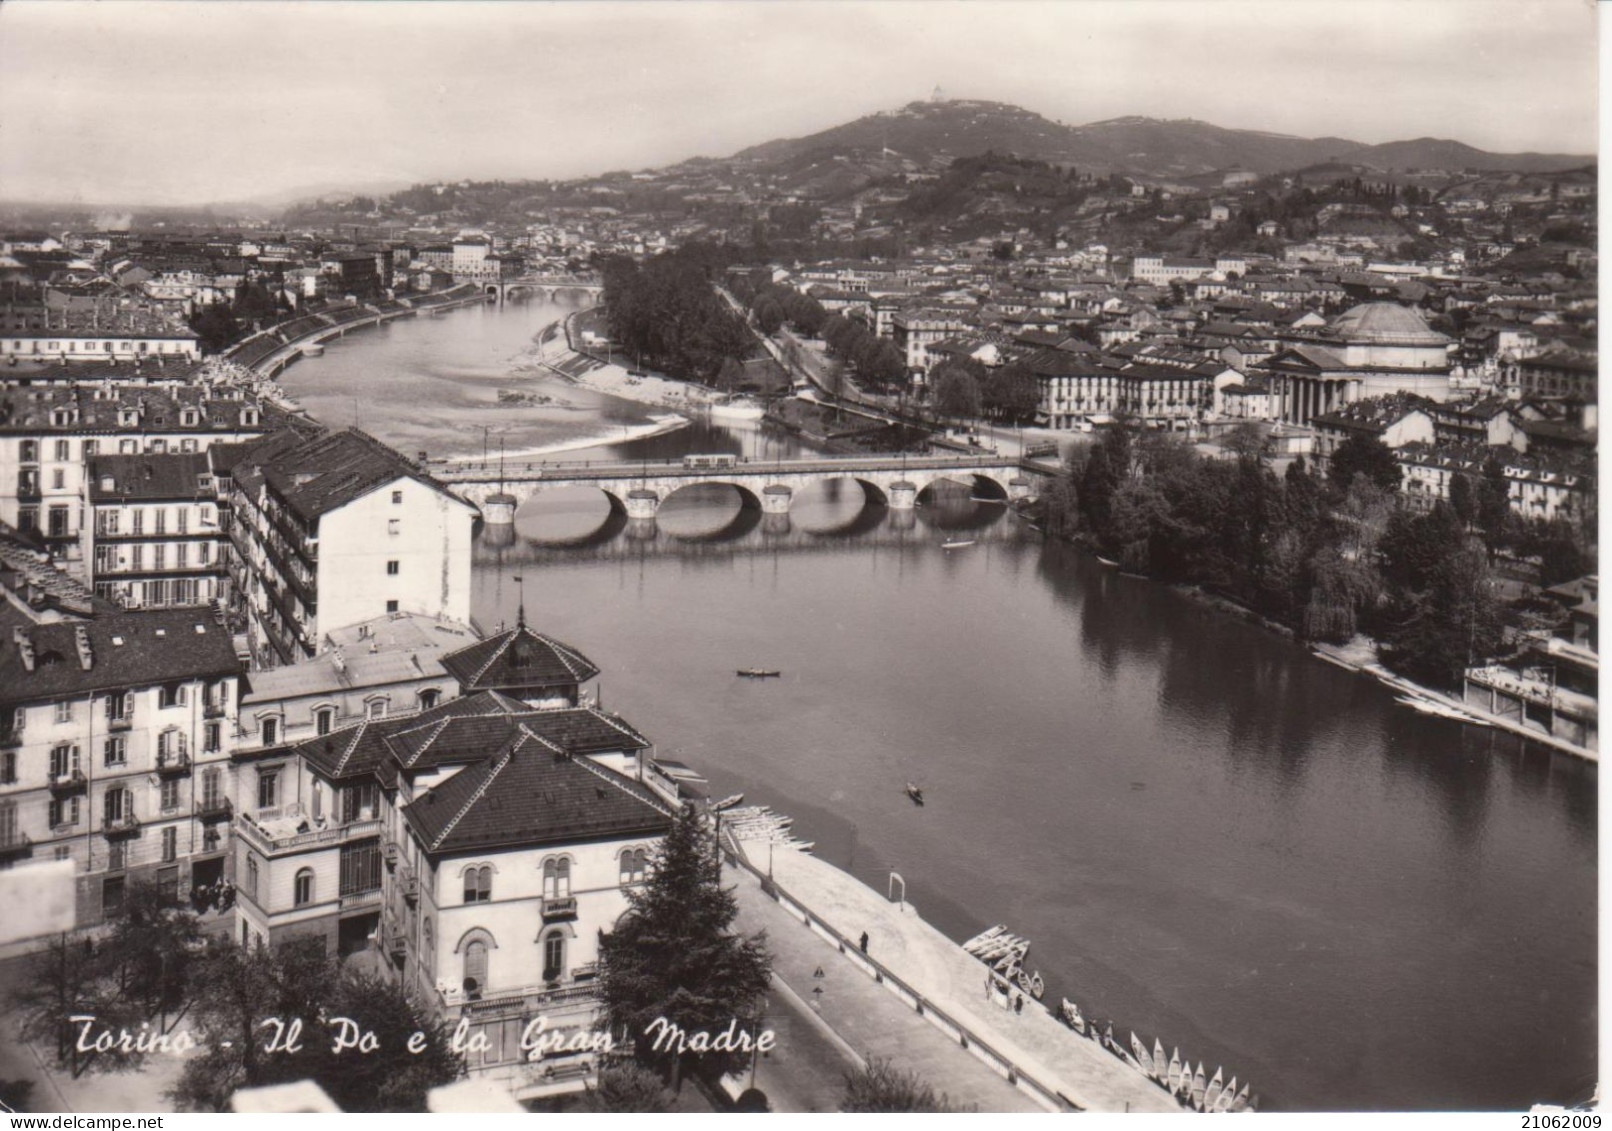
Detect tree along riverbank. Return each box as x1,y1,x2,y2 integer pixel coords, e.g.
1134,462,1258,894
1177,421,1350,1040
1024,418,1593,698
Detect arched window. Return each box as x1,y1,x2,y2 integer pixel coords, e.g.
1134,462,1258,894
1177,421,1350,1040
463,864,491,903
542,856,571,899
294,868,314,907
314,708,334,736
463,940,488,999
418,689,440,710
619,847,648,885
541,930,566,983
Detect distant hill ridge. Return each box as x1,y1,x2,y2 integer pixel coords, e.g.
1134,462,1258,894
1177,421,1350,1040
733,99,1592,176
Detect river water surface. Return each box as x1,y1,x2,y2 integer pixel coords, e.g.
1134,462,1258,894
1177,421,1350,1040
280,297,1597,1112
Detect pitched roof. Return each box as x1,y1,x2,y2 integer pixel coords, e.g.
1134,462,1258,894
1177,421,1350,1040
255,428,455,523
438,621,600,692
0,605,242,706
401,728,675,854
87,452,212,502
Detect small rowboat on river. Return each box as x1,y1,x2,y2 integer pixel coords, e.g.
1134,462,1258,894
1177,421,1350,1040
737,668,781,678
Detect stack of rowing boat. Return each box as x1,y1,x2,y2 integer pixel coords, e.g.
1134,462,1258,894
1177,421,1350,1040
721,806,815,853
962,925,1045,1000
1125,1032,1256,1112
1053,1003,1258,1111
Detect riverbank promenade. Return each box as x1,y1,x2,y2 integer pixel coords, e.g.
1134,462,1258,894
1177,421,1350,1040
728,840,1182,1113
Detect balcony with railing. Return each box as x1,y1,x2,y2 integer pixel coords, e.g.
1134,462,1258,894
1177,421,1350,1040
235,812,382,856
340,888,382,912
107,714,132,732
48,770,87,796
540,896,578,922
196,796,233,822
0,726,22,748
103,812,141,837
0,834,33,859
156,750,192,776
203,700,226,719
438,979,600,1019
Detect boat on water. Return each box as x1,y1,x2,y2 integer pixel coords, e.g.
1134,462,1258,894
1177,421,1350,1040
736,668,781,679
1131,1033,1153,1077
1059,999,1086,1034
905,782,925,806
969,495,1005,504
942,539,976,549
1016,968,1045,1000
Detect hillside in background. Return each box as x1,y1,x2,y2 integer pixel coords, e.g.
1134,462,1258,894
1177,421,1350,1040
735,99,1593,178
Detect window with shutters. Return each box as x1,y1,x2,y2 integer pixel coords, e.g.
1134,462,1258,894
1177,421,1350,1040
463,864,492,903
0,801,17,847
160,779,180,812
104,736,125,765
541,857,571,899
161,826,177,863
339,841,381,897
0,752,14,785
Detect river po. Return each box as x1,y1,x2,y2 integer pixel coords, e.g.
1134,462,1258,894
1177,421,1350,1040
279,295,1597,1112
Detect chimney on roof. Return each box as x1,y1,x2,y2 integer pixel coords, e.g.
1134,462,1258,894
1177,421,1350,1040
74,625,93,671
15,628,35,673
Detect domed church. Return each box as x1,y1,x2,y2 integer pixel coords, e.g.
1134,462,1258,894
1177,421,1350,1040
1264,302,1454,425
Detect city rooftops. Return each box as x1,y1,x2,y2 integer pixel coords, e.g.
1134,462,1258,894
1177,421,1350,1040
0,604,242,706
87,452,212,502
248,427,464,524
0,385,282,435
240,612,478,705
439,618,601,693
1312,393,1438,433
402,725,674,854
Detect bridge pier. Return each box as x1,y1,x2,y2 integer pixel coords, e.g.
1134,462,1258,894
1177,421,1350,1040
888,481,918,510
1009,476,1034,503
625,489,660,520
625,517,658,541
482,491,517,525
762,512,791,537
761,484,792,515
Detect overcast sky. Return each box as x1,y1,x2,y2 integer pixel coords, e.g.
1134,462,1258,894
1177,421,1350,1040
0,0,1598,206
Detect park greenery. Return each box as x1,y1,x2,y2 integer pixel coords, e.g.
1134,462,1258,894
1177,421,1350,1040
597,804,771,1091
1042,420,1589,689
597,246,755,388
840,1057,968,1112
170,939,462,1112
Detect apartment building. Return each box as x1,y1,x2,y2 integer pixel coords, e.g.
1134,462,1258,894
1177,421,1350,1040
0,604,244,929
215,428,476,667
83,452,228,610
0,386,281,565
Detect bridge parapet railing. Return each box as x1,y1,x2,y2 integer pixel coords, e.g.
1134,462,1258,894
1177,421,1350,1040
431,454,1025,477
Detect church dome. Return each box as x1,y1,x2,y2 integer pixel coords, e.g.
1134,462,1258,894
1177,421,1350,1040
1330,302,1449,346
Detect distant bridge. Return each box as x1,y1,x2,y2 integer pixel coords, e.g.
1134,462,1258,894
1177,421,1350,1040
486,275,604,304
431,454,1049,521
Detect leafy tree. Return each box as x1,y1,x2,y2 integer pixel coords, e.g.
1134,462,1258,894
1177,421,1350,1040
1477,458,1513,547
597,805,771,1089
580,1062,676,1112
101,880,202,1021
1448,472,1478,529
754,299,784,336
930,365,981,422
11,933,147,1078
188,303,241,354
306,973,464,1112
841,1057,965,1112
1328,434,1402,495
982,363,1040,423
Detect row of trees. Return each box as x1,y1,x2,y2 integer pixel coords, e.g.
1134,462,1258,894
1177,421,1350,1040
186,278,292,353
14,807,955,1112
928,357,1040,425
1044,422,1588,689
598,247,753,386
11,882,462,1112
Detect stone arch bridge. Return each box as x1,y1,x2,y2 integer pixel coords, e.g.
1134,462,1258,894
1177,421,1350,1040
432,454,1046,523
485,275,604,305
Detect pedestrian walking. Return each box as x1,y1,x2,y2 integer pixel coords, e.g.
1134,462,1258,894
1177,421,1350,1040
859,931,869,954
1014,991,1024,1015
